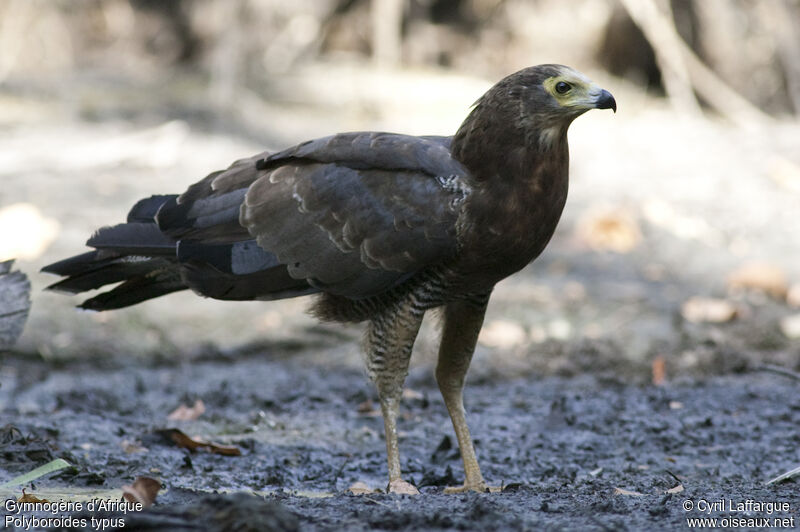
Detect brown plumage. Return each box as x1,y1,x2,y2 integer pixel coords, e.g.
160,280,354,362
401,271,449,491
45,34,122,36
43,64,615,494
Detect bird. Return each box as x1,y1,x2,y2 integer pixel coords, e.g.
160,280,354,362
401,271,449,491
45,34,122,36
43,64,615,495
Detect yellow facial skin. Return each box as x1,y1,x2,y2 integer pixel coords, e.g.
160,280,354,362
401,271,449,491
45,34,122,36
543,74,610,113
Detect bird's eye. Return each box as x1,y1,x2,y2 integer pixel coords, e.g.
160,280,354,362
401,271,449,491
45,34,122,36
555,81,571,94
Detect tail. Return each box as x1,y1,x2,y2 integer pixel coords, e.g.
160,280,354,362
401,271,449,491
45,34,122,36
43,195,318,311
42,195,187,310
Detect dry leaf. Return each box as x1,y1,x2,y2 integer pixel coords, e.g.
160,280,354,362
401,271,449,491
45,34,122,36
779,314,800,339
478,320,527,348
348,481,374,495
614,487,644,496
665,484,684,494
727,262,788,299
576,207,641,253
159,428,241,456
642,200,719,243
167,399,206,421
402,388,423,400
356,399,379,416
681,297,738,323
651,355,666,386
121,439,148,454
122,476,161,508
17,489,49,503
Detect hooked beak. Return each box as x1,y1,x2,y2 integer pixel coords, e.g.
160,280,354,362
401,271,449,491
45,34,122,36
595,89,617,113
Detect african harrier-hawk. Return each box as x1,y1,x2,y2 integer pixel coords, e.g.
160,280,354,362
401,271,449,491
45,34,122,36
44,64,616,494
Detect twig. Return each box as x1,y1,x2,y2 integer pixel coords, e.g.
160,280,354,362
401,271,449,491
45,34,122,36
371,0,404,68
619,0,772,126
751,363,800,382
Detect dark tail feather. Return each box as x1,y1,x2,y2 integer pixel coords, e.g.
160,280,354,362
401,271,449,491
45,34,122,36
127,194,178,223
43,193,318,309
42,221,188,310
79,269,186,311
42,251,111,277
88,223,176,255
46,257,173,294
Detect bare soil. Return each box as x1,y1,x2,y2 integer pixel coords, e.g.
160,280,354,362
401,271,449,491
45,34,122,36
1,347,799,531
1,68,799,531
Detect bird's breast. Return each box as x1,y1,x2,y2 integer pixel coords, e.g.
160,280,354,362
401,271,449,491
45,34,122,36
454,164,569,285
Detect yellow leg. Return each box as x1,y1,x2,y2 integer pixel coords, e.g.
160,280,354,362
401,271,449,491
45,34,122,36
365,303,424,495
380,396,419,494
435,296,492,493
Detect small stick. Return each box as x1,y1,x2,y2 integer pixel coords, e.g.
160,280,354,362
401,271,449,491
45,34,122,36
752,363,800,382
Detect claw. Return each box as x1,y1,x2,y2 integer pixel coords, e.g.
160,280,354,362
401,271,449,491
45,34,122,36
443,482,491,494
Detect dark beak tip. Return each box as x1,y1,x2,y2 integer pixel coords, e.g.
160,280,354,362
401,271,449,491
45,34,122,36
596,89,617,113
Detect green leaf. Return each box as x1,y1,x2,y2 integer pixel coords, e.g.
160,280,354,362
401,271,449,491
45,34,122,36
0,458,72,488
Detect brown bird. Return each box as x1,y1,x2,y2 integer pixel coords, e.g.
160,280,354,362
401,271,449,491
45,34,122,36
43,64,615,494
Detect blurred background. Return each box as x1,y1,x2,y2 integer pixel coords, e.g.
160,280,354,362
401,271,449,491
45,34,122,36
1,0,799,380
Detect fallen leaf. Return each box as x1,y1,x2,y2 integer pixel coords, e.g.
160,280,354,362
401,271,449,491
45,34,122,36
478,320,527,348
642,200,719,243
167,399,206,421
766,464,800,486
727,262,788,299
122,476,161,508
779,314,800,339
17,489,49,503
348,481,374,495
121,439,148,454
0,458,72,489
681,297,738,323
576,207,641,253
614,487,644,496
158,428,241,456
651,355,666,386
402,388,424,400
356,399,379,416
665,483,684,494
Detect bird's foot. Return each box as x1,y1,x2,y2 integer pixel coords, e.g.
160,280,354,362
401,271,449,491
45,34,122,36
444,482,497,494
387,479,420,495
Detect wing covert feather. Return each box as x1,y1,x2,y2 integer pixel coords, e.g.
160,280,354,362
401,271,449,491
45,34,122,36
242,135,466,298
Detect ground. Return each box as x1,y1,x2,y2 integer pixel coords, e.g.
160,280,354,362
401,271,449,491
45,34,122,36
2,353,799,531
1,67,799,530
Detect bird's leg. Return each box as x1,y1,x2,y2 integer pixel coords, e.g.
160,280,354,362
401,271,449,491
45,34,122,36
435,294,492,494
365,302,424,495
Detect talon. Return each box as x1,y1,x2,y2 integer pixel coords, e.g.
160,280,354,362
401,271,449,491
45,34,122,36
443,482,490,494
388,479,420,495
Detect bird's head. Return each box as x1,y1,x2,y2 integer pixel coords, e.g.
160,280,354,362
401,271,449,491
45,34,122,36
453,64,615,172
488,64,615,128
536,64,616,116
